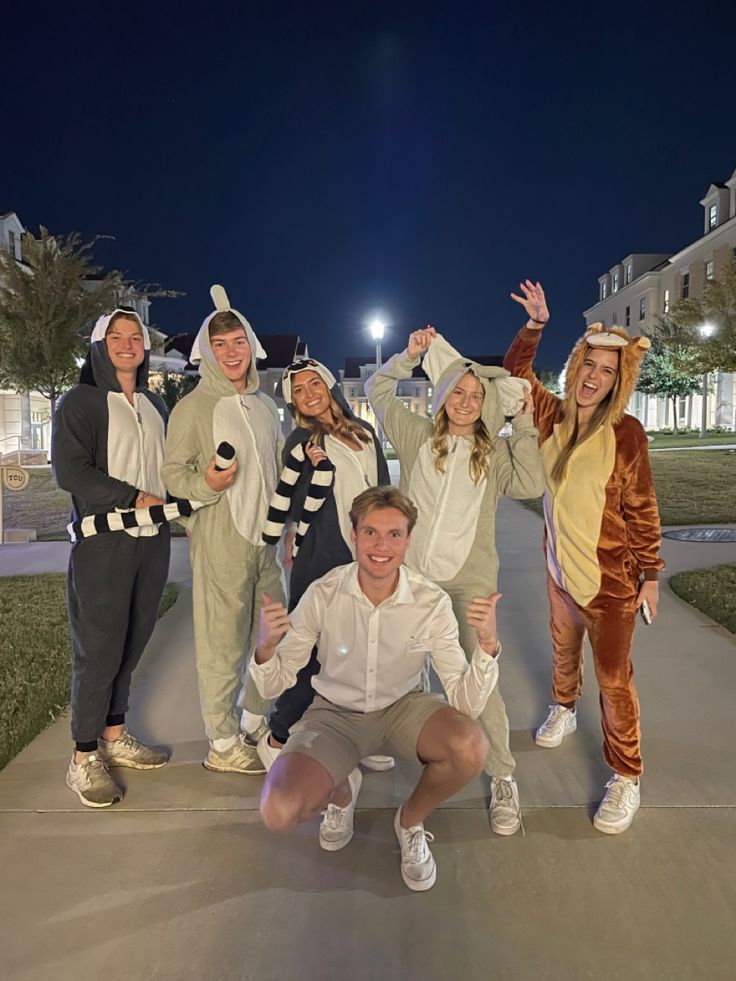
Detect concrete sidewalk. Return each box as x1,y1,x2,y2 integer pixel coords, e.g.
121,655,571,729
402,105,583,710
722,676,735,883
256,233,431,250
1,501,736,980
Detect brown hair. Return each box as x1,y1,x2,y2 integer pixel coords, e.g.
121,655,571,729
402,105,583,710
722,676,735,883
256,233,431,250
106,310,143,334
431,372,493,484
209,311,247,338
550,344,621,486
349,486,418,534
294,391,371,447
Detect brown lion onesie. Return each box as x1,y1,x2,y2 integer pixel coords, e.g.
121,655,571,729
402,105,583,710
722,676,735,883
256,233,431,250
504,322,664,779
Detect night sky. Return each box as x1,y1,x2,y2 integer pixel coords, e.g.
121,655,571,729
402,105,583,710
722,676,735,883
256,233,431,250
3,0,735,375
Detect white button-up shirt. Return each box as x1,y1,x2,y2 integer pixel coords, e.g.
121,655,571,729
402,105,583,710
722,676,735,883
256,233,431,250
250,563,498,719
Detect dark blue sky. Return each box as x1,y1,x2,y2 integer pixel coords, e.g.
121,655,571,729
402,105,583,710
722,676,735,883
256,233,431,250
3,0,735,373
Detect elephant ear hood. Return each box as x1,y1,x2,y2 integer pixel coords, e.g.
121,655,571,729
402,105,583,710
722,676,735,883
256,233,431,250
423,334,530,435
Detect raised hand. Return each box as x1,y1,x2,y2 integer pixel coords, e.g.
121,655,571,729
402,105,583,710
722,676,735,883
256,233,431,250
510,280,549,328
407,325,438,359
467,593,502,655
257,592,291,660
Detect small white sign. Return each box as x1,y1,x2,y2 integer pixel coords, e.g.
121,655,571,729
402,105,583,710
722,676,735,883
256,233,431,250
2,466,29,491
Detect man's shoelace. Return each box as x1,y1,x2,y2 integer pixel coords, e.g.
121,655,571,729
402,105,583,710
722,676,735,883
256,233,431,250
405,828,435,864
322,804,349,830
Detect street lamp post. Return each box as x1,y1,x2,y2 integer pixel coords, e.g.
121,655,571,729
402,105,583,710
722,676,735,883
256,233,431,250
368,319,385,446
698,324,716,439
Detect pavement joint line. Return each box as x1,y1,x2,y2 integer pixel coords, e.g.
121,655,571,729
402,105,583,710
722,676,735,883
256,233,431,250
2,804,736,815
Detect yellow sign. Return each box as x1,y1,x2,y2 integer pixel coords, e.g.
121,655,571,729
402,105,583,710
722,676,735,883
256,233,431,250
2,466,29,491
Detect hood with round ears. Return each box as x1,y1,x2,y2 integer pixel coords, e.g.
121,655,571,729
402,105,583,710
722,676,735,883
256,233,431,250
277,357,359,422
80,308,152,392
190,284,268,397
423,333,529,435
562,322,651,424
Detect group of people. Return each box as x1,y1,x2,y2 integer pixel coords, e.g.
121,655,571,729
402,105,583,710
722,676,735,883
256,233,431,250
51,279,663,892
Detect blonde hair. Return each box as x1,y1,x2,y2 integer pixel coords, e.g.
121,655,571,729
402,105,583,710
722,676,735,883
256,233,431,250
431,373,493,485
294,391,371,447
550,345,621,485
349,486,418,533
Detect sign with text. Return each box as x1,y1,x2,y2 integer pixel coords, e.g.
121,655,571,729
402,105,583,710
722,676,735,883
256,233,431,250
2,466,29,491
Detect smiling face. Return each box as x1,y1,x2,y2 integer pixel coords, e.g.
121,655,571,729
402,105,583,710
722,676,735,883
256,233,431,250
210,327,252,391
105,316,145,375
351,506,411,587
443,372,485,435
575,347,619,410
290,370,332,418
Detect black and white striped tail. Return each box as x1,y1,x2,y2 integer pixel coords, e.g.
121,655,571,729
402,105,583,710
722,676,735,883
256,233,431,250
262,442,334,556
68,500,206,543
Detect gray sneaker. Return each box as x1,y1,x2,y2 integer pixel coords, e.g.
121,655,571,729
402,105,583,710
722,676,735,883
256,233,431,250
66,753,122,808
98,729,170,769
203,733,266,774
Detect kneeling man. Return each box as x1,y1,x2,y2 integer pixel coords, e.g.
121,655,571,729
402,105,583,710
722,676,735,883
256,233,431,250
251,486,502,892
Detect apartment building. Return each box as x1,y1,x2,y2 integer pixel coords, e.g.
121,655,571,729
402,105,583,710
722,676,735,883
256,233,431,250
583,167,736,430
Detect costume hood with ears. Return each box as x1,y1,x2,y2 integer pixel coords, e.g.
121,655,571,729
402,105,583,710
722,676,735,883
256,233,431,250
189,285,268,398
279,357,362,428
423,334,531,437
80,308,152,393
562,323,651,424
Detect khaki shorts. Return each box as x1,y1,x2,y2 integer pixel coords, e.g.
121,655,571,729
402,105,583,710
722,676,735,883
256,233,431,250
281,690,450,786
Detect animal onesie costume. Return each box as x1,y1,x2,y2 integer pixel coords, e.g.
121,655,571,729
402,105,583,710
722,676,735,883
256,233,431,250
162,288,285,743
52,310,170,750
365,338,545,777
503,322,663,777
262,359,390,743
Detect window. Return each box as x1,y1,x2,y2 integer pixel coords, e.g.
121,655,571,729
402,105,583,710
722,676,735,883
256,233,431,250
600,282,608,300
612,271,619,292
681,273,689,299
7,230,15,256
612,311,617,325
625,306,631,327
639,297,646,321
709,204,717,229
277,407,285,422
427,386,433,398
663,290,670,314
625,264,633,285
706,260,714,281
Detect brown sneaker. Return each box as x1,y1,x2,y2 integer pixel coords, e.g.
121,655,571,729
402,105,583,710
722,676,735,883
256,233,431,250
98,729,170,769
66,753,122,808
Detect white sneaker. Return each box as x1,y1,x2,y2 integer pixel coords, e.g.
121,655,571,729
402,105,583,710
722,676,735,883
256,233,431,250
489,776,522,836
361,755,395,772
535,704,577,748
65,753,122,808
319,768,363,852
256,730,283,772
593,774,640,835
242,716,269,748
203,734,266,774
393,806,436,892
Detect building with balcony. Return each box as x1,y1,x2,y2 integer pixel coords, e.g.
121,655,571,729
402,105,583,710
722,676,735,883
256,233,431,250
583,167,736,430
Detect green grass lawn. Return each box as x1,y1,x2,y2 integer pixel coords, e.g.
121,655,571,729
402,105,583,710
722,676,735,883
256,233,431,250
669,564,736,634
647,432,736,449
2,468,186,540
0,577,178,771
518,449,736,525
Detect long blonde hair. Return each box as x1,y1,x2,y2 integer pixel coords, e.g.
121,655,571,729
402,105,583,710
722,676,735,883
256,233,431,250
431,406,493,484
294,392,371,448
550,351,621,485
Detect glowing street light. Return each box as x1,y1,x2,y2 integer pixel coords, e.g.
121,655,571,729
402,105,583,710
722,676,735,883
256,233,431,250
698,323,717,438
367,318,387,445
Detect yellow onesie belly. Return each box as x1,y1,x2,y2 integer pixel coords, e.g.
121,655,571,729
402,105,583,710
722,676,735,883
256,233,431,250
541,425,616,607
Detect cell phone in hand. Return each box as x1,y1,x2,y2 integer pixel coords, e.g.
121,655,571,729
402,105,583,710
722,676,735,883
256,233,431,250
640,599,652,625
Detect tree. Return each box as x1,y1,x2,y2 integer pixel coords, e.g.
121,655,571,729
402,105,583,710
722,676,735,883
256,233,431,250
636,341,700,432
537,367,561,395
659,254,736,373
0,227,120,420
152,369,198,412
